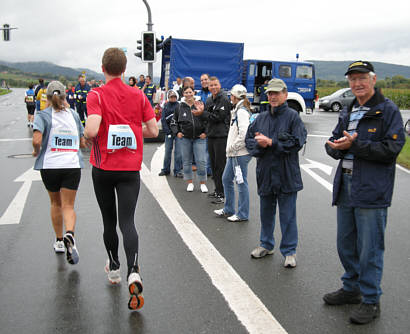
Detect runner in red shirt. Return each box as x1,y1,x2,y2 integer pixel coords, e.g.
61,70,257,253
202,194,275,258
84,48,158,310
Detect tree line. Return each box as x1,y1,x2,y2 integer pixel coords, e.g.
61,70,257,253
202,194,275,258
317,75,410,89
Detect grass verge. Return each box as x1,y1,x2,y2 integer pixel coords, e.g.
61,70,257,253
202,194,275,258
0,88,12,96
397,136,410,169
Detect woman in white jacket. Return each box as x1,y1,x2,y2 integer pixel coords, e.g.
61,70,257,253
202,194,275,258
214,84,252,222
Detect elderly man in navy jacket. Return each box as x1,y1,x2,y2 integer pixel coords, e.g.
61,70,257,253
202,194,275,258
245,78,307,268
323,61,405,325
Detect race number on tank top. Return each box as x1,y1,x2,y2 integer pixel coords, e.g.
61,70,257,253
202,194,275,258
51,128,79,152
107,124,137,151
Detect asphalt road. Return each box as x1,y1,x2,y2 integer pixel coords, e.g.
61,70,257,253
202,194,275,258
0,88,409,334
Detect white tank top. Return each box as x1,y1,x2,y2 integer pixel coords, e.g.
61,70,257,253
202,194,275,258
43,108,81,169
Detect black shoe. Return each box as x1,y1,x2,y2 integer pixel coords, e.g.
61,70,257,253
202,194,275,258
211,195,225,204
174,172,183,178
207,191,218,198
158,171,170,176
323,288,362,305
350,302,380,324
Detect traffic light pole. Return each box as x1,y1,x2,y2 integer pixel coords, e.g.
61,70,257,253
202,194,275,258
142,0,153,78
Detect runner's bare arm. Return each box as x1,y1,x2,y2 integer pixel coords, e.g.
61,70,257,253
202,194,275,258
143,117,159,138
32,131,42,157
84,114,102,139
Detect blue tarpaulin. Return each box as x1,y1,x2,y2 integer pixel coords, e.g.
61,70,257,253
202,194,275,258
160,38,244,91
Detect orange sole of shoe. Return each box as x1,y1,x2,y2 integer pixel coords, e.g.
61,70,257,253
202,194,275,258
128,294,145,310
129,282,143,295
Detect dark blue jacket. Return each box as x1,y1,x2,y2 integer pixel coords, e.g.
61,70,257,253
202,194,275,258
161,101,179,135
325,89,405,208
75,83,91,104
198,88,211,104
66,89,76,109
245,102,307,196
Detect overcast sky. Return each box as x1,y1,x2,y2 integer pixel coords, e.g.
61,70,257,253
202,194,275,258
2,0,410,78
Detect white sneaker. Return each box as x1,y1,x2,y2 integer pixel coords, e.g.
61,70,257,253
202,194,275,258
187,183,194,192
128,270,144,310
251,246,274,258
284,254,297,268
53,240,65,253
63,233,79,265
200,184,208,193
104,259,121,284
227,214,248,222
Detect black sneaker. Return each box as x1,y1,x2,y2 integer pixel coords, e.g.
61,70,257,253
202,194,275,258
350,302,380,324
158,171,170,176
207,191,218,198
174,172,183,178
323,288,362,305
211,195,225,204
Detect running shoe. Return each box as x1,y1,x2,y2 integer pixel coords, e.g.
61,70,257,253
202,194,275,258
128,270,144,310
63,232,79,265
104,259,121,284
187,183,194,192
53,240,65,253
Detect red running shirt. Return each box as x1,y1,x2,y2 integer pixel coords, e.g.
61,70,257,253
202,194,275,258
87,78,155,171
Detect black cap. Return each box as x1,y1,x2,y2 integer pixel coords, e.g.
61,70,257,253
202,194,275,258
345,61,375,75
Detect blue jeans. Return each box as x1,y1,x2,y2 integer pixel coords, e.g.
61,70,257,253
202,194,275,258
222,155,252,219
337,173,387,304
206,138,212,175
161,135,182,175
180,137,207,182
259,192,298,256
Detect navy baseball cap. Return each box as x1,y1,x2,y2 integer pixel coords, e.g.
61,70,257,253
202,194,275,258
345,61,375,75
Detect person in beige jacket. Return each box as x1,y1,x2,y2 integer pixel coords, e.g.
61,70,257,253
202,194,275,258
214,84,252,222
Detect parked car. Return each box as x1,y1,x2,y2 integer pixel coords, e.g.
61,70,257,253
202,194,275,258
319,88,355,112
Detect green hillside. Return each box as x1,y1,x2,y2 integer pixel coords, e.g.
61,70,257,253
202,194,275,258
309,60,410,81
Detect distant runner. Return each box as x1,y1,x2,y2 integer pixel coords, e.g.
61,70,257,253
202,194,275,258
24,83,36,127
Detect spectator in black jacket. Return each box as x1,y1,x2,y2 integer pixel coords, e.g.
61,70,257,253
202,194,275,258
203,76,232,204
159,90,183,177
171,86,208,193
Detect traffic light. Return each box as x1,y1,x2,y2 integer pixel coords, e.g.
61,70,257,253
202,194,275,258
134,39,142,59
156,35,164,52
142,31,156,63
3,24,10,41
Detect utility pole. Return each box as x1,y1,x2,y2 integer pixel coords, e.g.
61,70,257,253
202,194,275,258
142,0,153,78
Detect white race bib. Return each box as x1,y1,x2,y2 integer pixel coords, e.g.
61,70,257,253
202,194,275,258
51,129,79,152
107,124,137,150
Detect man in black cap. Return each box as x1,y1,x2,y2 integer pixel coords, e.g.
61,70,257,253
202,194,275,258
323,61,405,324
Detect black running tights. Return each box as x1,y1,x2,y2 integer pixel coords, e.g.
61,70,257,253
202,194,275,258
92,167,140,275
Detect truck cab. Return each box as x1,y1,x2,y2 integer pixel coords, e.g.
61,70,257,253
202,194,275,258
243,60,316,113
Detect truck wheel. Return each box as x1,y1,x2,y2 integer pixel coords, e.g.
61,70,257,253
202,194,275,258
287,101,302,113
331,103,342,112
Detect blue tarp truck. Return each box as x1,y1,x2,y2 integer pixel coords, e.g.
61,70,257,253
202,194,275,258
159,37,316,113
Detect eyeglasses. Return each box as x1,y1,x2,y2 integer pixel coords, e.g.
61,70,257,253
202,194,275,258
347,76,370,83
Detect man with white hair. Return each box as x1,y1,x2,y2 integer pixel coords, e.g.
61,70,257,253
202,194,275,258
324,61,405,324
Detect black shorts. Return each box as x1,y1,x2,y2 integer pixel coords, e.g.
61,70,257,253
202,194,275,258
26,105,35,115
40,168,81,192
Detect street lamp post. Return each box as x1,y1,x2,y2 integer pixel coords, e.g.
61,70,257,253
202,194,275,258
142,0,153,78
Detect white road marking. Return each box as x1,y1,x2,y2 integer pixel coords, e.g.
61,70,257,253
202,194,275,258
0,167,41,225
0,138,31,142
140,145,287,334
301,158,333,192
396,164,410,175
307,134,329,138
305,136,410,176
